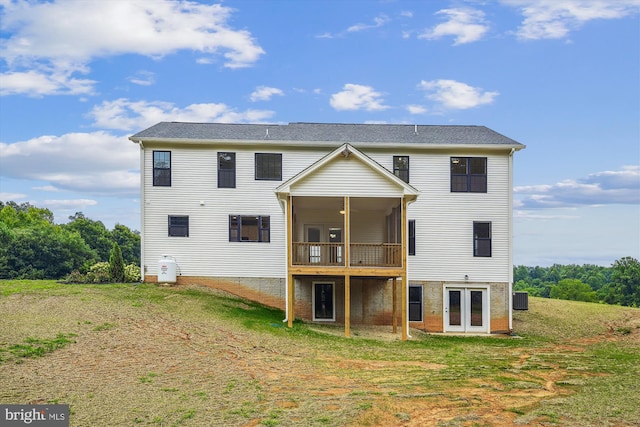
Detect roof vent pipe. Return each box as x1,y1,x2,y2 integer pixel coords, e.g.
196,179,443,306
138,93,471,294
414,124,418,135
265,128,269,139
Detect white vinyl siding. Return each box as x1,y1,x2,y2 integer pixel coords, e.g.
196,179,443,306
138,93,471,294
291,155,402,197
405,152,511,282
142,144,513,283
143,146,285,278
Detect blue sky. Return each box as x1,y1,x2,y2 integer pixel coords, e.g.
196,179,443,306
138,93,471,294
1,0,638,267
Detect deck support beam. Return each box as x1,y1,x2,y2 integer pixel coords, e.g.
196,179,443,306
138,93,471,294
287,196,295,328
344,196,351,338
344,275,351,337
392,277,398,334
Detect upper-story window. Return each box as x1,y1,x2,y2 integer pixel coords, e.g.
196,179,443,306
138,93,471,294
153,151,171,186
451,157,487,192
473,221,491,257
229,215,270,242
393,156,410,183
255,153,282,180
218,152,236,188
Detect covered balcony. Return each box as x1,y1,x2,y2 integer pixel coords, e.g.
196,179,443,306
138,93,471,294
274,143,420,340
289,196,404,271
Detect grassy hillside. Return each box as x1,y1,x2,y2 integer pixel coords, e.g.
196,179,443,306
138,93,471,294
1,280,638,426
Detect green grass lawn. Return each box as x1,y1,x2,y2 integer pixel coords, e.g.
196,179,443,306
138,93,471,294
1,280,638,426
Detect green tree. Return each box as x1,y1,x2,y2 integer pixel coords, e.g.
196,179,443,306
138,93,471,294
550,278,596,302
0,204,53,228
111,224,140,265
65,213,113,262
603,257,640,307
109,242,125,283
0,225,95,279
0,221,14,278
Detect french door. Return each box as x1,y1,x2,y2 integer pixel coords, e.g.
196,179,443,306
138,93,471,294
444,287,489,333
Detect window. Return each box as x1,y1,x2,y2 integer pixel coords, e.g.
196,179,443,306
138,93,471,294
168,215,188,237
153,151,171,186
408,220,416,256
393,156,409,183
218,152,236,188
473,222,491,257
409,285,423,321
255,153,282,180
451,157,487,192
229,215,270,242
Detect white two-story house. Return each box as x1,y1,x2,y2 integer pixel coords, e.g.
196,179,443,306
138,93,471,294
130,122,525,339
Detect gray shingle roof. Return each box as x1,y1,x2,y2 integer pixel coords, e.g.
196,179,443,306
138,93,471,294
130,122,524,148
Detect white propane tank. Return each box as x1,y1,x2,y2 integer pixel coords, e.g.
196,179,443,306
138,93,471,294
158,256,177,284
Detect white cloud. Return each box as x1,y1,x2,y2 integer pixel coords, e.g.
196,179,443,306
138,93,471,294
0,132,139,196
419,8,489,45
315,32,334,39
330,84,389,111
515,166,640,208
249,86,284,102
317,14,390,38
347,15,390,33
502,0,640,40
0,70,96,97
0,0,264,96
406,104,427,114
33,186,61,192
127,71,155,87
41,199,98,210
0,192,27,201
418,79,499,109
514,211,579,220
88,98,276,131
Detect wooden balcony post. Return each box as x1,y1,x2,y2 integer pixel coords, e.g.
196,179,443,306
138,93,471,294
344,196,350,268
287,196,294,328
345,275,351,337
392,277,398,334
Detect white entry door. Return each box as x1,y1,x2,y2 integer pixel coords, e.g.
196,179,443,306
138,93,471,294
444,287,489,333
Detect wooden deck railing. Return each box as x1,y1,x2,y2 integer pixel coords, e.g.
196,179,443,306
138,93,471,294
292,242,401,267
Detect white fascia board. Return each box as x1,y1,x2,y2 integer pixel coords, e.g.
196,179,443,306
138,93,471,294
128,136,525,152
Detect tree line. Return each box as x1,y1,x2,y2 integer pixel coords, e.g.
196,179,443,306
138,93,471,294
1,201,638,305
0,201,140,281
514,258,640,307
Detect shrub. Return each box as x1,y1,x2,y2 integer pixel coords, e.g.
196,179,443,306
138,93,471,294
124,264,141,283
86,262,111,283
64,270,86,283
109,242,125,283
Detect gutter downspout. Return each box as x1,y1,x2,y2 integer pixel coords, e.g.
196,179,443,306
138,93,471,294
137,140,145,283
508,148,515,333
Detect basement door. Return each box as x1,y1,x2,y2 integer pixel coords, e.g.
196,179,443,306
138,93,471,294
444,287,489,333
313,282,335,321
